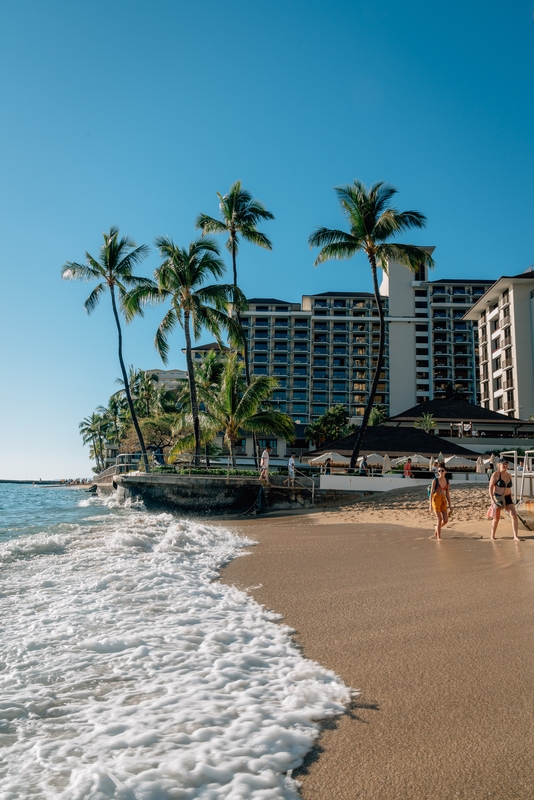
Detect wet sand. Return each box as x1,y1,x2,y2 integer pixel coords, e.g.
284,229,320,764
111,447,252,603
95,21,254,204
222,485,534,799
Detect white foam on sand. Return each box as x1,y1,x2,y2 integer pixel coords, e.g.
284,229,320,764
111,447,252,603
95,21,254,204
0,499,350,799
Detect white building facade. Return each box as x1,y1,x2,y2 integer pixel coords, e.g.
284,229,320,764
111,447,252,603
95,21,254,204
239,254,493,422
464,270,534,419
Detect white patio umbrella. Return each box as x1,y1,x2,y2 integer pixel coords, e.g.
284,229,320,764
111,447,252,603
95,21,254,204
428,456,435,472
357,453,384,466
309,452,350,465
445,455,477,469
476,456,485,474
406,453,430,466
382,454,392,473
490,453,497,469
438,451,445,463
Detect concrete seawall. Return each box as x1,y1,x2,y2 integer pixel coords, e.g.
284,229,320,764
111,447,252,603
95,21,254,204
109,473,359,515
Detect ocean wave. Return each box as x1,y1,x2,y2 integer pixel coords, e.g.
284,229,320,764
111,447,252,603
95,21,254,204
0,499,350,799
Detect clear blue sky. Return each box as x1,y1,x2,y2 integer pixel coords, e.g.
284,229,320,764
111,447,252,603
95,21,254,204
1,0,533,479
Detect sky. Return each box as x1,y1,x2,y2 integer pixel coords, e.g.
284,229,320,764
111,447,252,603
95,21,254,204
1,0,533,479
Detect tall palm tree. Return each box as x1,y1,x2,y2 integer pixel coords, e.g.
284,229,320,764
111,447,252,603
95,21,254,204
171,354,294,467
309,181,434,468
126,236,245,465
196,180,274,293
196,181,274,464
62,227,152,472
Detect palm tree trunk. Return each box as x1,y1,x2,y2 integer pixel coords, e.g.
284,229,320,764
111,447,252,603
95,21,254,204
205,442,211,468
350,256,386,469
184,310,201,466
110,285,150,472
229,439,236,468
230,234,259,469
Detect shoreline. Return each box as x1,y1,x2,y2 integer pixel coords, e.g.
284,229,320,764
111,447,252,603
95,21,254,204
221,488,534,799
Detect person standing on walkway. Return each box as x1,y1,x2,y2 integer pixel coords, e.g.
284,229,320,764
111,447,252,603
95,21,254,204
404,458,413,479
259,445,272,483
429,463,452,539
283,453,296,487
489,458,521,541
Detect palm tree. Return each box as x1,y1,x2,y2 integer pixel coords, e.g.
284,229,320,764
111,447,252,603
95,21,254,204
126,236,245,465
176,350,225,466
171,354,294,467
196,180,274,294
309,181,434,468
62,227,152,472
414,412,436,433
79,412,109,472
196,181,274,464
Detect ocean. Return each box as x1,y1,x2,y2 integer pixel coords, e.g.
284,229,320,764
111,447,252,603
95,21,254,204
0,484,349,800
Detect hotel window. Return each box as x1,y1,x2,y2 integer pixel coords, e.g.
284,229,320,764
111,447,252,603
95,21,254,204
293,378,307,388
313,405,327,415
313,393,327,402
313,381,327,390
254,354,268,363
416,336,428,343
273,391,287,400
254,342,268,350
313,369,327,378
255,329,269,338
415,301,427,309
333,334,347,343
274,342,287,351
274,331,288,339
294,331,308,339
333,347,347,355
333,299,346,307
292,403,307,414
273,355,287,363
293,366,307,375
494,376,502,391
294,355,308,363
314,346,327,354
314,300,327,308
332,394,347,403
275,306,289,312
495,396,503,411
314,357,327,366
255,317,269,325
333,381,346,390
259,438,277,452
254,366,267,374
273,366,287,375
294,343,308,352
416,348,429,355
293,391,307,400
333,369,347,378
295,319,308,327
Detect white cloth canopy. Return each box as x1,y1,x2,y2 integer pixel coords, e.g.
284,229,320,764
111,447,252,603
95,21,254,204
382,454,392,473
445,455,477,468
476,456,485,474
357,453,384,466
428,456,435,472
309,452,350,465
438,451,445,463
407,454,430,466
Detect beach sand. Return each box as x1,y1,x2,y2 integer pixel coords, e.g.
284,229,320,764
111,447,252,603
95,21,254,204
222,484,534,799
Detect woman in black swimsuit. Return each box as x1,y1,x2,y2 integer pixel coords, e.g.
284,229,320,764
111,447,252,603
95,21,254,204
488,458,520,541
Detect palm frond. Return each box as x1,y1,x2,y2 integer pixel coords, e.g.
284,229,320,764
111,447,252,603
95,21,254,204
240,227,273,250
375,243,435,272
155,307,178,364
83,282,106,314
62,261,101,281
195,214,227,235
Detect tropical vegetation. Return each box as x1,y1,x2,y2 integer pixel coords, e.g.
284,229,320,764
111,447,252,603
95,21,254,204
309,181,433,468
62,227,152,472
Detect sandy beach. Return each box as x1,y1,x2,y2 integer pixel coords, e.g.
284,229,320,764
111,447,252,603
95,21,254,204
222,484,534,799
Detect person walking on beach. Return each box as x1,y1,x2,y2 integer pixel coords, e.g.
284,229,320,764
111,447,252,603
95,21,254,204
259,446,272,483
404,458,413,479
359,455,369,476
488,458,520,541
283,453,296,487
429,463,452,539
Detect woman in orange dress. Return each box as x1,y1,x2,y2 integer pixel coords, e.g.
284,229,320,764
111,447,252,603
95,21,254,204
429,463,452,539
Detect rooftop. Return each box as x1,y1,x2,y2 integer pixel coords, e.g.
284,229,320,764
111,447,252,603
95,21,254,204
310,426,479,459
387,397,530,425
246,298,293,304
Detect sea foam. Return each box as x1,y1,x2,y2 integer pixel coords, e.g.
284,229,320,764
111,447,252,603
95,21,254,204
0,494,350,799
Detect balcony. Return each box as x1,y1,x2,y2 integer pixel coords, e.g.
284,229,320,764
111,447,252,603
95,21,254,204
503,336,512,347
504,401,514,411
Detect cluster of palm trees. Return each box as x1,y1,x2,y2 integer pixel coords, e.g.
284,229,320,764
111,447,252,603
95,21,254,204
65,179,432,472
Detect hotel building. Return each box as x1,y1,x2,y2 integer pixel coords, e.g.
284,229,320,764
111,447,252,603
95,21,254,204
239,255,493,424
464,269,534,419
